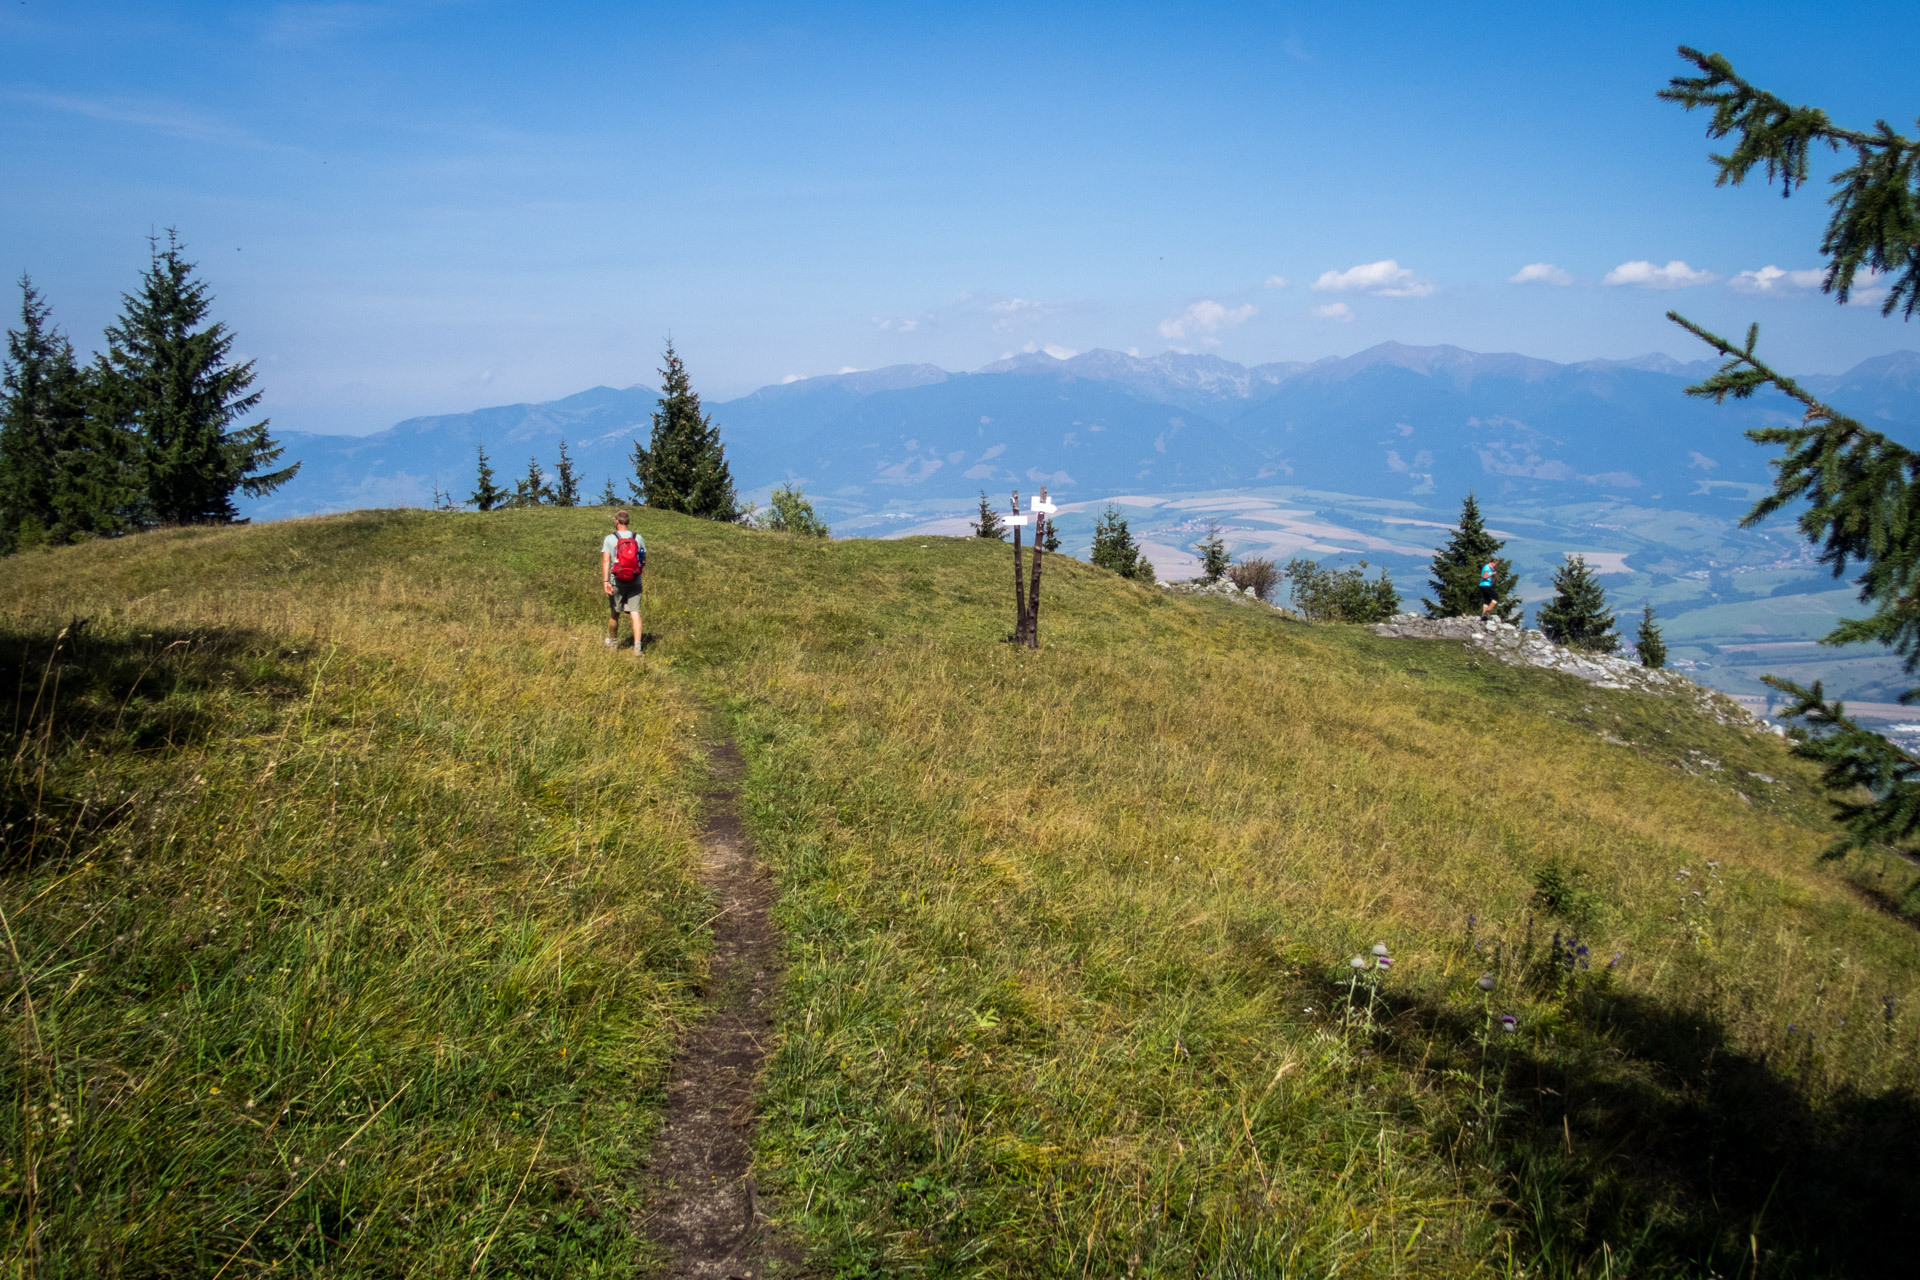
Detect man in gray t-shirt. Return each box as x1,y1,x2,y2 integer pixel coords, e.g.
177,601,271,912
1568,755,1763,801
601,510,647,652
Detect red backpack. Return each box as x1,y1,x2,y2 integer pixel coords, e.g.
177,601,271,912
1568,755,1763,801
612,533,643,582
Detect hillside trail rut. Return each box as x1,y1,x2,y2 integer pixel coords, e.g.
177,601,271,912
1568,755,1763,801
639,725,790,1278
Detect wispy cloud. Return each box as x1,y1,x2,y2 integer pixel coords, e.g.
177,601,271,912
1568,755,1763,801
1263,275,1289,289
10,88,261,147
1312,259,1432,297
1158,299,1256,341
1509,262,1572,286
1728,265,1825,294
258,4,385,45
1310,302,1354,322
1602,260,1716,288
874,316,919,332
987,297,1066,331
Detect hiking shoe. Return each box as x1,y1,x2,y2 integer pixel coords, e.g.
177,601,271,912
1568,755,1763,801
604,637,617,648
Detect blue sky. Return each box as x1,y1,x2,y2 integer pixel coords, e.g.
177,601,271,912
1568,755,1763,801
4,1,1916,435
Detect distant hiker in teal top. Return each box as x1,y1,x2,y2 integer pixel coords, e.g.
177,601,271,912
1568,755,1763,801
1479,557,1501,618
602,510,646,652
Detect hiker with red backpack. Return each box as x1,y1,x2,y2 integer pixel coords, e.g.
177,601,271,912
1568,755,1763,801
602,510,646,652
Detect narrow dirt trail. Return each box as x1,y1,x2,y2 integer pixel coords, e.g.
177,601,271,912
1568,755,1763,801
639,727,789,1278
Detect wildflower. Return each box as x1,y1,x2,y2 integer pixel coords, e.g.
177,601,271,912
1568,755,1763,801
1608,952,1622,968
1350,956,1367,971
1499,1014,1518,1033
1371,943,1389,957
1375,956,1393,970
1477,973,1496,992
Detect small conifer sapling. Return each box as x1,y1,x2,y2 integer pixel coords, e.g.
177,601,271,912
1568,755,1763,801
971,490,1006,540
552,437,580,507
469,443,507,511
1538,555,1619,653
1636,603,1667,668
1196,519,1230,583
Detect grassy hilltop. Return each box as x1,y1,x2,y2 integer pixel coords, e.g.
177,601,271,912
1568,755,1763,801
3,507,1917,1278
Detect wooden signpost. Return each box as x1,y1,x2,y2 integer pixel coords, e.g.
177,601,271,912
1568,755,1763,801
1007,487,1053,649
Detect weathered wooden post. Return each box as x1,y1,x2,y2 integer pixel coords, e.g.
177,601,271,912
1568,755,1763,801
1024,486,1056,649
1008,489,1027,638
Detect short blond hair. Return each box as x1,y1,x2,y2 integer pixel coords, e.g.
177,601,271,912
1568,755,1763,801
614,509,631,525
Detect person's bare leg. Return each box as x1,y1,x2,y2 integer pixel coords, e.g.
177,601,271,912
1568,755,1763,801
608,607,620,647
630,606,643,653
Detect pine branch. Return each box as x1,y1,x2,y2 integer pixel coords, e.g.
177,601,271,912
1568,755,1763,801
1660,46,1920,316
1764,676,1920,858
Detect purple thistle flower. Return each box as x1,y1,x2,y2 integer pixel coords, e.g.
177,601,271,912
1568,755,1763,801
1499,1014,1518,1033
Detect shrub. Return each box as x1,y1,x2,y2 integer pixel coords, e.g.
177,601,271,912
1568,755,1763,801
1226,557,1281,601
755,484,831,537
1284,558,1401,623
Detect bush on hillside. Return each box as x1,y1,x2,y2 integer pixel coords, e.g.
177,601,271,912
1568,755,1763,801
1285,557,1400,623
1227,556,1281,602
754,484,831,537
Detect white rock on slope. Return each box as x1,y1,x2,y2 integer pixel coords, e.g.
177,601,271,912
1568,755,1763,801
1371,614,1783,735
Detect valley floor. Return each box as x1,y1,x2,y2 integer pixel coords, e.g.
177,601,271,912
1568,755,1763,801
3,508,1917,1278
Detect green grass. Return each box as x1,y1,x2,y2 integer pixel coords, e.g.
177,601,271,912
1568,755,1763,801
5,508,1919,1277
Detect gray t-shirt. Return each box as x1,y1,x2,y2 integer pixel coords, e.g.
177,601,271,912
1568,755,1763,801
603,531,646,580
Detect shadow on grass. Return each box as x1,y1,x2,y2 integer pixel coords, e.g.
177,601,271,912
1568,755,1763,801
1364,973,1920,1278
2,620,309,871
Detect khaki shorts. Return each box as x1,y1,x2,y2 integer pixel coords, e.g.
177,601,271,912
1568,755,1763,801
608,576,643,614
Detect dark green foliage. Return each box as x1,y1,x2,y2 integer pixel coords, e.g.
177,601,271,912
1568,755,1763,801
600,477,619,507
1,279,139,553
1532,860,1603,932
511,455,553,508
1636,603,1667,669
757,484,830,537
1089,504,1153,581
971,491,1006,540
1040,517,1060,554
469,443,507,512
97,231,296,524
1538,555,1618,652
629,341,738,520
1226,556,1281,602
1660,46,1919,318
1285,557,1400,623
1195,519,1230,583
552,438,580,507
1663,50,1920,863
1424,492,1519,621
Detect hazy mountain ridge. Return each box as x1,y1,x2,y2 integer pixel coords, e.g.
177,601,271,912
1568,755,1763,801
247,344,1920,522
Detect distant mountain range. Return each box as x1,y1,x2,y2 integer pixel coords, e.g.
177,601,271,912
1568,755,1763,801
247,344,1920,523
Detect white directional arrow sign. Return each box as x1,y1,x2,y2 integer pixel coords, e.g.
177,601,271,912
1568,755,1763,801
1030,497,1058,514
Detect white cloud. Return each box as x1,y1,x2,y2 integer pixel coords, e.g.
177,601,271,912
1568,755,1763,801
1158,300,1257,341
1729,265,1825,294
1310,302,1354,322
1602,260,1717,288
987,297,1066,332
1042,344,1078,360
1509,262,1573,286
781,374,804,384
874,316,919,332
838,366,859,374
1263,275,1290,289
1311,260,1433,297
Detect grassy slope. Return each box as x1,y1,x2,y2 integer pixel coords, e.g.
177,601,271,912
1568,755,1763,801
1,511,713,1276
5,508,1919,1278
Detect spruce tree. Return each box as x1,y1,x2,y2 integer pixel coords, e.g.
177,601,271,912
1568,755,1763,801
97,230,296,524
1658,49,1920,868
1537,555,1619,652
1636,602,1667,668
0,278,139,554
552,437,580,507
1196,519,1230,582
971,491,1006,540
511,455,553,507
469,443,506,511
629,341,738,519
1090,504,1153,580
600,477,620,506
1041,517,1061,554
1424,491,1519,621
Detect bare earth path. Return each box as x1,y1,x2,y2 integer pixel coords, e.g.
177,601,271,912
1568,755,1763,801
639,726,789,1278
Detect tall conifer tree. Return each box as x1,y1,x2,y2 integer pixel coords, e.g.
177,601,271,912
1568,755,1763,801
1538,555,1619,652
552,437,581,507
512,455,553,507
97,231,296,524
1659,49,1920,867
0,278,138,553
469,443,506,511
1090,504,1154,581
1196,519,1230,582
1424,491,1519,621
629,341,738,519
